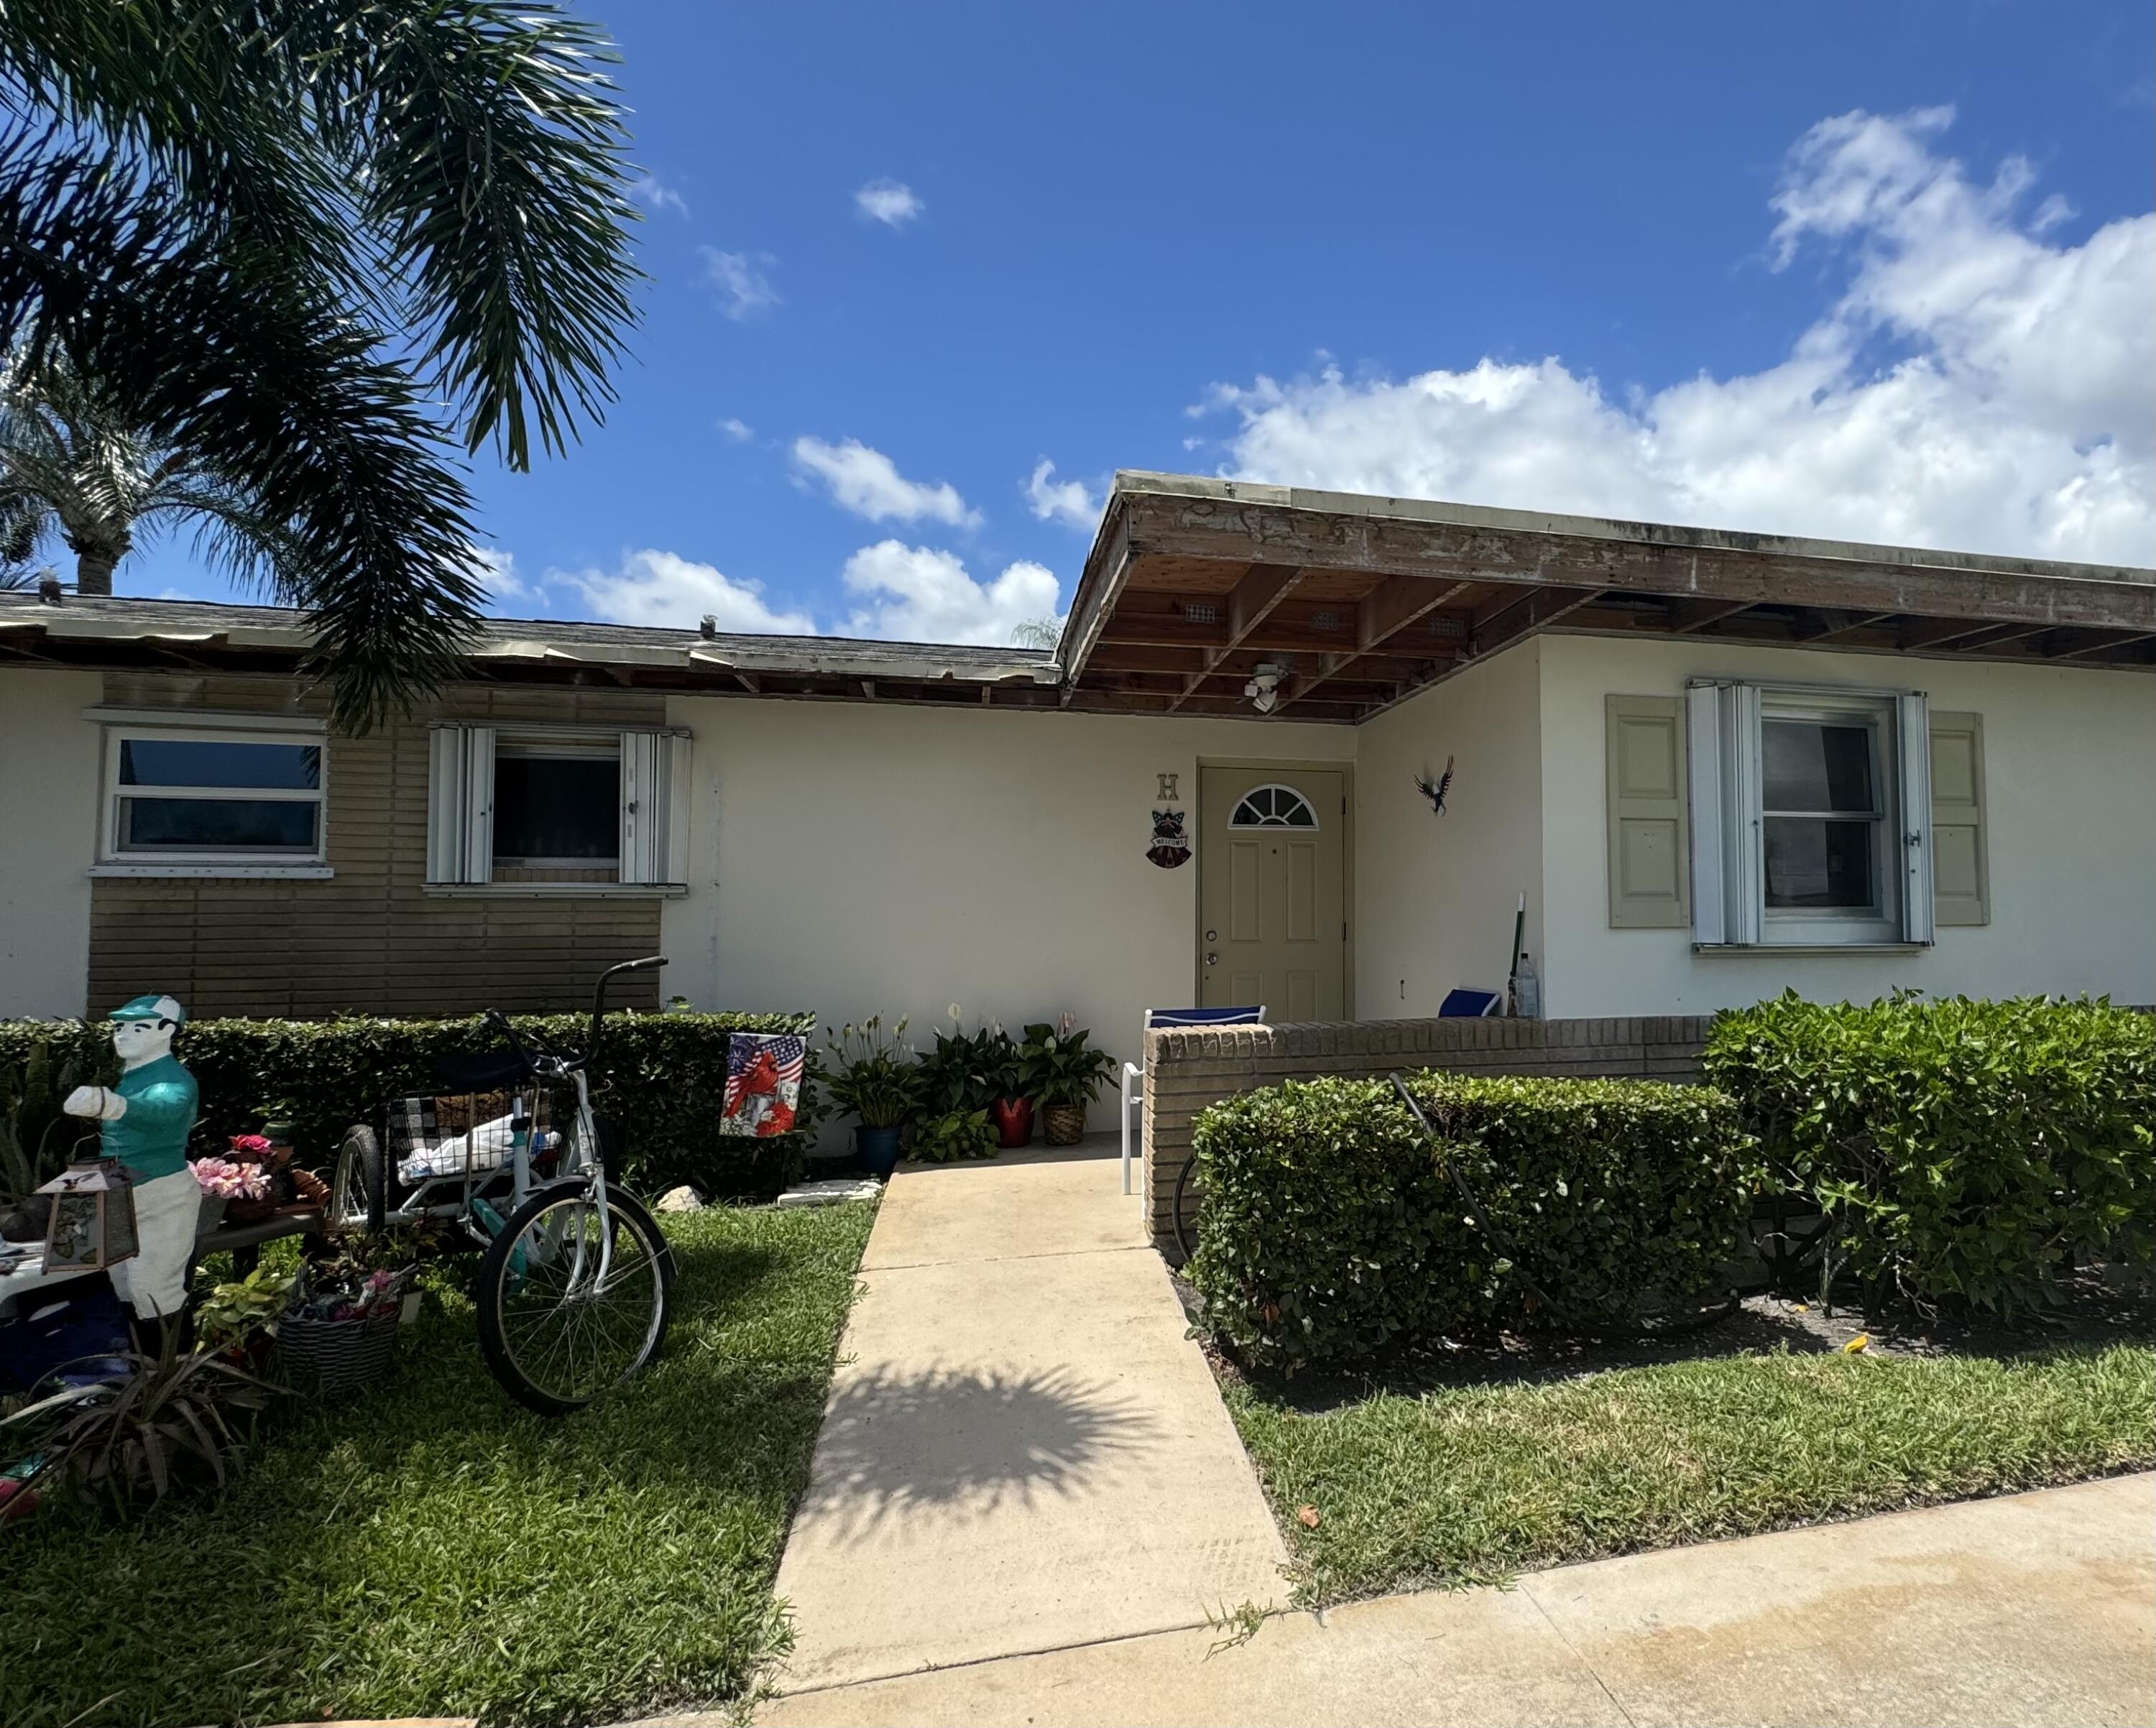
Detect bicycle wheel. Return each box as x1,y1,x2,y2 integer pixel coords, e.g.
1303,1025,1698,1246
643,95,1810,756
1171,1151,1203,1265
331,1124,385,1232
475,1183,673,1415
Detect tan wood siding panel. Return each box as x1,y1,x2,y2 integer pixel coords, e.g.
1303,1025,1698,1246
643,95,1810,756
88,675,666,1017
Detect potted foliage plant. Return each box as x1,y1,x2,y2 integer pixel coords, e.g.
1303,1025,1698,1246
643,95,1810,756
983,1027,1035,1149
823,1016,923,1178
1021,1018,1116,1147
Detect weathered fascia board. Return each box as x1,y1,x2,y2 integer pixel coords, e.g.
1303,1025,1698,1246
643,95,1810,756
1115,491,2156,633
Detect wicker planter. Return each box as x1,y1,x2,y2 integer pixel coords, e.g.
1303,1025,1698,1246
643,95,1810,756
1041,1104,1087,1147
277,1308,400,1397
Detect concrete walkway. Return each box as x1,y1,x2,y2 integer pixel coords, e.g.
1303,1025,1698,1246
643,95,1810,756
761,1139,1288,1694
754,1472,2155,1727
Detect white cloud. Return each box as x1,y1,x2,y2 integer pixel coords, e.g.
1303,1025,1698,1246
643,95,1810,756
467,545,525,601
701,249,780,321
626,171,688,218
719,417,755,443
854,177,924,228
554,550,814,635
840,540,1062,645
793,436,981,527
1024,459,1101,532
1196,108,2154,566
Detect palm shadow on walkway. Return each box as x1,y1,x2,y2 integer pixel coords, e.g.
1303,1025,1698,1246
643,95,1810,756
801,1364,1163,1543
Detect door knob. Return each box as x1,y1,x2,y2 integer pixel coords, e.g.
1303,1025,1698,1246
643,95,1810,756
1205,952,1220,966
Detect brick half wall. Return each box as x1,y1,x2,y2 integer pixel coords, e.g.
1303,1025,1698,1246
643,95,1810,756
1143,1015,1715,1252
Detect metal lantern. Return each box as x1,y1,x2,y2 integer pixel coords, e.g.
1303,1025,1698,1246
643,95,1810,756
38,1158,140,1272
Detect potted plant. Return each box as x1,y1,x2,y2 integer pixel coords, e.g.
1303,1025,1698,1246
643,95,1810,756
823,1016,923,1178
1021,1017,1116,1147
908,1108,999,1164
921,1018,1033,1150
257,1096,299,1152
276,1235,417,1398
186,1153,269,1237
982,1027,1035,1149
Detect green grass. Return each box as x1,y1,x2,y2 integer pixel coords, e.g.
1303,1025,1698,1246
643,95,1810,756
1227,1342,2156,1604
2,1201,876,1728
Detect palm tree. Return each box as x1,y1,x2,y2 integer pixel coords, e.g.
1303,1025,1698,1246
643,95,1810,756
2,352,302,596
0,1,642,729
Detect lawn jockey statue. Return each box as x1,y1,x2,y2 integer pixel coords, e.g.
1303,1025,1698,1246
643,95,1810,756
62,994,200,1353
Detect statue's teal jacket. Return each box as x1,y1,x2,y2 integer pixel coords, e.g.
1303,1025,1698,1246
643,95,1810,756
103,1054,199,1181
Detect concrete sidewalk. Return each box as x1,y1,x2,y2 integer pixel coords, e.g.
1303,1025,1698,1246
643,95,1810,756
761,1140,1289,1694
755,1472,2155,1728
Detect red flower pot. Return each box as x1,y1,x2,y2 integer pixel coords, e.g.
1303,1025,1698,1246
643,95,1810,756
988,1097,1035,1149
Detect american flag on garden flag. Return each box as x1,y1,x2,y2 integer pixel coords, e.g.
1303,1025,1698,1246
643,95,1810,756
719,1032,805,1137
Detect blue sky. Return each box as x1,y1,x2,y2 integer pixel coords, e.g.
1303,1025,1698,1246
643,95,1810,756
132,1,2154,640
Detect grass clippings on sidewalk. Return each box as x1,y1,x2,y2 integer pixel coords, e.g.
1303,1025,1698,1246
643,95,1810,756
1,1201,876,1728
1227,1340,2156,1604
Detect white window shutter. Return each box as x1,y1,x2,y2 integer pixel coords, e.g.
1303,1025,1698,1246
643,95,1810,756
1897,692,1934,944
1685,685,1726,945
425,724,494,884
1726,683,1763,946
1687,682,1763,946
665,731,693,885
620,731,688,886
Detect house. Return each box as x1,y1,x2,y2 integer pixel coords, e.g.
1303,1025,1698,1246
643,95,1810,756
4,473,2152,1136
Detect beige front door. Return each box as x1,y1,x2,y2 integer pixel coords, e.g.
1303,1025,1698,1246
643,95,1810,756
1197,766,1347,1020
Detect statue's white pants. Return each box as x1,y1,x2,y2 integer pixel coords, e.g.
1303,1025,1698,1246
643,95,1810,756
110,1170,197,1320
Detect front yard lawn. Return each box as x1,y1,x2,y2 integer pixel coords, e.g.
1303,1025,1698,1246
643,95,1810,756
1227,1340,2155,1604
2,1200,875,1728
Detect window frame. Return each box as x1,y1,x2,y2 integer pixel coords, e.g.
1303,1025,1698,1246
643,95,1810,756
1687,679,1931,952
1756,691,1899,946
96,721,329,873
1227,783,1322,831
489,734,625,872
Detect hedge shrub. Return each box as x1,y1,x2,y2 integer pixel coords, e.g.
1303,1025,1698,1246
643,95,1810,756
1185,1071,1757,1369
0,1012,821,1203
1704,993,2155,1315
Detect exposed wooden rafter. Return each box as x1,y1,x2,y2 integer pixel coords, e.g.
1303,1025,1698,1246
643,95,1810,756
1166,561,1305,713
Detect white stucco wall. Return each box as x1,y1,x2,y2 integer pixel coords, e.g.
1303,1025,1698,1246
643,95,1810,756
1535,634,2156,1017
0,668,100,1019
661,696,1354,1135
1351,642,1544,1020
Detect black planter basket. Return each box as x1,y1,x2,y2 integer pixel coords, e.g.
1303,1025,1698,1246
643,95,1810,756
277,1308,400,1397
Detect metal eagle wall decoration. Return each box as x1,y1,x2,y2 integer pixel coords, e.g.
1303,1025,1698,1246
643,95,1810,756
1414,755,1455,816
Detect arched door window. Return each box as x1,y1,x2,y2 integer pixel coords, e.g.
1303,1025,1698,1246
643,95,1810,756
1227,784,1319,830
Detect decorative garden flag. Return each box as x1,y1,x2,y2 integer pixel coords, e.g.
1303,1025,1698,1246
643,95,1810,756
720,1032,805,1137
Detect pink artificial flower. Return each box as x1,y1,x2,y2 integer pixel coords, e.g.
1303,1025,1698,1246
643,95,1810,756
229,1134,274,1158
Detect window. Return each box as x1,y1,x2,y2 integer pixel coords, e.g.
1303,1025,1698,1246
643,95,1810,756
1228,785,1319,829
1686,682,1932,948
425,724,691,891
99,726,326,867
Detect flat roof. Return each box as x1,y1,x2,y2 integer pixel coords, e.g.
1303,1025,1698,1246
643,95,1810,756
1058,473,2156,722
0,593,1062,707
6,473,2151,725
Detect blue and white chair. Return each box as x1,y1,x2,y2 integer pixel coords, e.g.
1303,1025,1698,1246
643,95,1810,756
1438,987,1503,1018
1120,1004,1266,1195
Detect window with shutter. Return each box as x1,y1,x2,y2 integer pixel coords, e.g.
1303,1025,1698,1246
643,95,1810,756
1681,680,1934,948
425,724,690,890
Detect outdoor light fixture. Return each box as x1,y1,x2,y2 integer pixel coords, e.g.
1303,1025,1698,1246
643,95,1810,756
1244,662,1285,713
39,1157,139,1274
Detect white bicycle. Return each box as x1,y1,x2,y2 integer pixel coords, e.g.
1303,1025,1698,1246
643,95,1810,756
332,957,676,1415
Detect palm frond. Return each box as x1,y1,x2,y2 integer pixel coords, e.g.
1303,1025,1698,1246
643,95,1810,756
0,134,484,730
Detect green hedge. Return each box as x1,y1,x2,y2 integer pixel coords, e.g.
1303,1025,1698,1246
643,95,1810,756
0,1012,821,1203
1704,993,2155,1315
1185,1071,1757,1369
